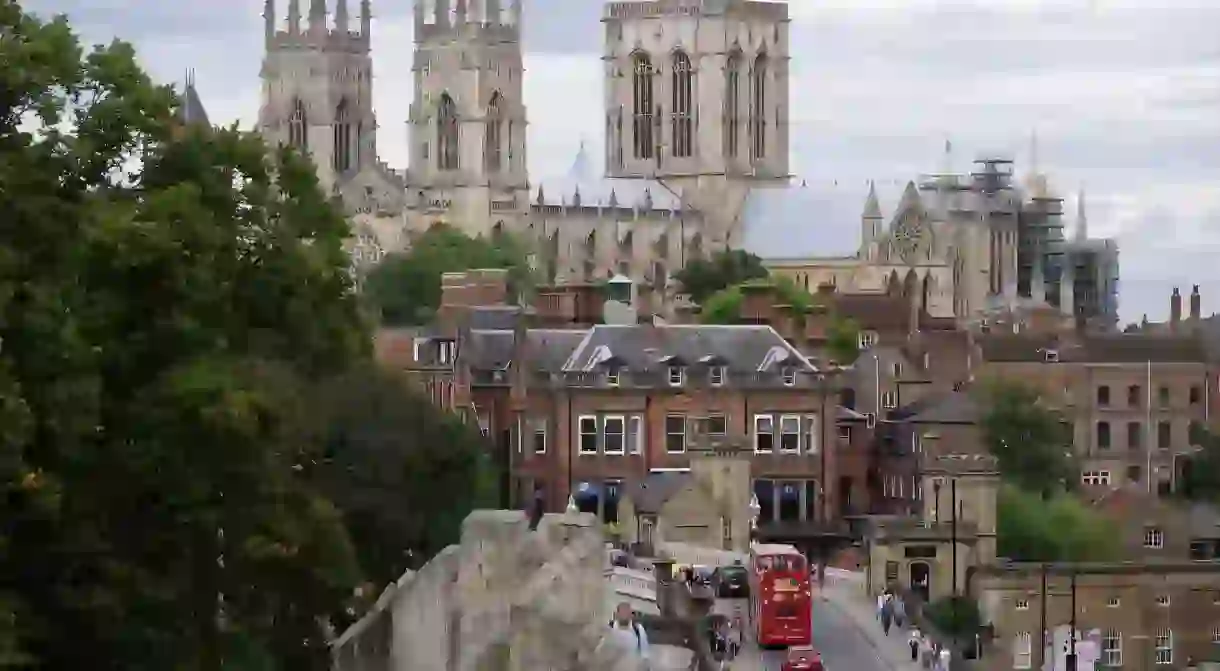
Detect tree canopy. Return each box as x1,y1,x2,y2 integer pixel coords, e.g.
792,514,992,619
0,7,492,667
673,249,768,305
978,382,1076,498
363,224,532,326
996,484,1121,562
1174,424,1220,501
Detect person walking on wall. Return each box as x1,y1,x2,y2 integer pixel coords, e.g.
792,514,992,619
908,627,922,662
609,601,650,668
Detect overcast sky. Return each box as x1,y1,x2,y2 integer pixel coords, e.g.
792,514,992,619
25,0,1220,323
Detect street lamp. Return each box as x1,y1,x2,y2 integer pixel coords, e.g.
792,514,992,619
749,493,761,533
566,493,579,514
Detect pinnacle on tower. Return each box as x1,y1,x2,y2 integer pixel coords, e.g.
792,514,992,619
1075,186,1088,241
863,180,882,219
335,0,349,33
288,0,302,34
309,0,327,34
360,0,371,39
264,0,275,44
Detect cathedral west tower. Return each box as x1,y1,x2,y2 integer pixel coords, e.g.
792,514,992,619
407,0,531,237
258,0,379,196
602,0,791,247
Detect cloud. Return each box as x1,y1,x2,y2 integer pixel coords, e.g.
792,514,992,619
21,0,1220,322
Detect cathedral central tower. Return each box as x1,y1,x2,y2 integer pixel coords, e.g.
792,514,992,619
406,0,530,237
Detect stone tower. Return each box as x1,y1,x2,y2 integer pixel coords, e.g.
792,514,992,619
406,0,531,238
601,0,791,248
258,0,378,195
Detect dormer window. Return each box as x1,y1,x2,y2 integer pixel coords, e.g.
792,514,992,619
782,367,797,386
1044,349,1059,363
438,340,455,365
668,366,686,387
709,366,725,387
606,369,621,386
858,331,878,350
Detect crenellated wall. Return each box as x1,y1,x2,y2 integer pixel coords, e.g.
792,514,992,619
332,509,644,671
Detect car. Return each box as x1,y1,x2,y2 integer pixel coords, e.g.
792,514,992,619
781,645,824,671
608,550,631,568
712,564,750,598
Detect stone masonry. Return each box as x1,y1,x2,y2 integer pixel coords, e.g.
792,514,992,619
331,509,648,671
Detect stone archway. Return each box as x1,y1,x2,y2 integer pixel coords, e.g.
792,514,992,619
909,561,931,602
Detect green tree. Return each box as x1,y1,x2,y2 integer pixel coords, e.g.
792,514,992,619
364,224,533,326
1175,425,1220,501
0,7,372,667
825,316,861,365
306,365,500,585
673,249,768,305
698,285,745,324
996,484,1122,562
979,382,1076,497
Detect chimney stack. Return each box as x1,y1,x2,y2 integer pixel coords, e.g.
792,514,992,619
1190,285,1201,320
1170,287,1182,329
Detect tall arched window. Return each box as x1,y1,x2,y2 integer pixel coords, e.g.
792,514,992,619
723,50,742,158
333,98,353,173
671,51,693,158
437,93,459,171
750,53,768,160
631,52,655,160
288,98,308,150
484,92,503,173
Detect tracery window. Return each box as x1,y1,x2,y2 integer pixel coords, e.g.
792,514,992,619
333,98,353,173
288,98,308,150
437,93,459,171
724,50,742,158
750,52,768,160
631,52,655,160
671,51,693,158
484,92,503,173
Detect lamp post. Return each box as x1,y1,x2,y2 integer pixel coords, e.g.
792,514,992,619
749,493,762,549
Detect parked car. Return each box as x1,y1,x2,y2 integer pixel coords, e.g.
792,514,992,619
781,645,824,671
712,564,750,598
609,549,631,568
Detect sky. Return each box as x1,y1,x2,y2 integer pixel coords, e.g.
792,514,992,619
23,0,1220,324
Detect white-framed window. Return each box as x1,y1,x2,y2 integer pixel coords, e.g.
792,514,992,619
709,366,725,387
1144,527,1164,549
532,418,547,454
1014,599,1029,610
881,391,898,409
1107,596,1120,608
1013,632,1032,669
668,366,685,387
603,415,626,454
865,412,876,428
1156,594,1171,607
1154,628,1172,665
707,414,728,436
1102,629,1122,667
779,415,801,453
782,367,797,386
578,415,598,454
754,415,774,453
628,415,644,454
805,415,820,454
665,414,686,453
606,369,620,386
1211,627,1220,644
439,340,454,364
858,331,877,349
1082,470,1111,486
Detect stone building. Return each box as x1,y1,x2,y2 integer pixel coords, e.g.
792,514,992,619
975,331,1214,495
974,561,1220,671
1087,487,1220,563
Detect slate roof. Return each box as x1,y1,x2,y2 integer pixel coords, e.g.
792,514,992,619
903,391,980,424
530,142,687,212
459,328,591,372
624,472,695,515
179,77,210,126
979,334,1207,364
561,324,816,373
527,329,590,372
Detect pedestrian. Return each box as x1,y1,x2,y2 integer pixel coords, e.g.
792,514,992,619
876,592,885,620
728,616,742,659
920,637,934,669
880,598,893,636
937,643,951,671
894,596,906,628
908,627,922,662
608,601,650,664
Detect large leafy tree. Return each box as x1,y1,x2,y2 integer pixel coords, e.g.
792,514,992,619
978,382,1076,498
0,6,377,667
364,223,533,325
1175,425,1220,501
996,484,1121,562
674,249,768,305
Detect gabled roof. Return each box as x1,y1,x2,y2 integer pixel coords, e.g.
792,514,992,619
624,472,694,515
904,391,979,424
179,75,210,127
561,324,816,374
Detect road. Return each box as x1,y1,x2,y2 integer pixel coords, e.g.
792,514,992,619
713,593,894,671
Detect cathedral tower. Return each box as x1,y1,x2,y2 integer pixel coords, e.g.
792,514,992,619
406,0,530,237
602,0,790,244
258,0,378,195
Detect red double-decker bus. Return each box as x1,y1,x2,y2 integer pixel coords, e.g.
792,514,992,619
748,543,812,648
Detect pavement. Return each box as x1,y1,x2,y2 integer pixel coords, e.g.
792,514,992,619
705,572,920,671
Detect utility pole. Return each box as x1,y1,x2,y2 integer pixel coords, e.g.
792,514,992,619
1039,564,1048,671
1067,569,1078,671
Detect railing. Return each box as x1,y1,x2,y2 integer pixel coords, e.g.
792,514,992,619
606,566,659,615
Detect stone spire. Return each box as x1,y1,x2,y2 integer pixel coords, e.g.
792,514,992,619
1075,186,1088,241
863,180,882,219
288,0,301,34
335,0,349,33
264,0,275,44
360,0,371,40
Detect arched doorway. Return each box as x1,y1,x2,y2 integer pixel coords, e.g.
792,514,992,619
909,561,930,602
